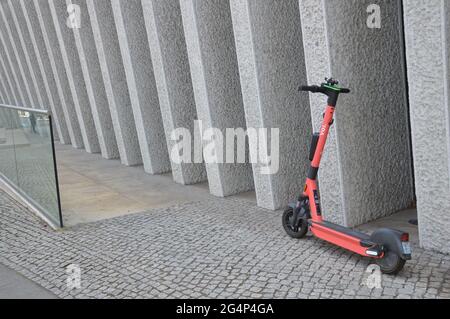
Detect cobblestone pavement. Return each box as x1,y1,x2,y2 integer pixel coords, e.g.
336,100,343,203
0,190,449,299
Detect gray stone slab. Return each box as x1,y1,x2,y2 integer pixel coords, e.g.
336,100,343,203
0,2,37,108
231,0,312,210
4,0,45,110
141,0,207,185
49,0,100,154
19,0,70,144
34,0,84,149
403,0,450,254
298,0,345,225
111,0,170,174
300,0,414,226
69,0,119,159
0,7,29,108
180,0,254,197
86,0,142,166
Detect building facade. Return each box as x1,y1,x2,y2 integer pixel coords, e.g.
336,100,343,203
0,0,448,254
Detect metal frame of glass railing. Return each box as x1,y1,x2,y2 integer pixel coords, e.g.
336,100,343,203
0,104,63,229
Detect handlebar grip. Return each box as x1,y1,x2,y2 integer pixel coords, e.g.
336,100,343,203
299,85,321,93
341,88,351,94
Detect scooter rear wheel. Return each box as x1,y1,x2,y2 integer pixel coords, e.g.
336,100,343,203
282,207,308,239
376,251,406,275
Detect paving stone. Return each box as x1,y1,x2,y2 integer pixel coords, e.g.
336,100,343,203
0,190,449,299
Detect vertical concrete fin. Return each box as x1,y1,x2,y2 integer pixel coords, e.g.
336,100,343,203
180,0,254,197
403,0,450,253
111,0,170,174
0,5,29,107
20,0,70,144
86,0,142,166
231,0,311,210
5,0,45,110
141,0,207,185
48,0,100,154
69,0,119,159
298,0,346,225
34,0,84,149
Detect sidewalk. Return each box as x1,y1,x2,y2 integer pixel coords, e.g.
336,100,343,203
0,264,56,299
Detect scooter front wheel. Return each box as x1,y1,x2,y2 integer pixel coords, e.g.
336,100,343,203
376,251,406,275
282,207,308,239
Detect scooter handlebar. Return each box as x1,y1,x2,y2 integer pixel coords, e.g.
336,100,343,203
299,85,351,94
299,85,322,93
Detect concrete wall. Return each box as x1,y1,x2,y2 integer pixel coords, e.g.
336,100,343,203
231,0,312,210
34,0,84,149
142,0,207,185
70,0,119,159
181,0,254,197
403,0,450,254
0,0,448,254
300,0,415,226
111,0,171,174
86,0,142,166
19,0,70,144
49,0,100,153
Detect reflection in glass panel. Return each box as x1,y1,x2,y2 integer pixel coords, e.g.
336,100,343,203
0,105,61,227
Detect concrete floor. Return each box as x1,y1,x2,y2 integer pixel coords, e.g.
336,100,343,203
0,264,56,299
56,143,256,226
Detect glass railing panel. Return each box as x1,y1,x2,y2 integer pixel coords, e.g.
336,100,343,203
0,105,62,228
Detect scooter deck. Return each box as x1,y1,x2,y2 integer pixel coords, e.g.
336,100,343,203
316,221,370,241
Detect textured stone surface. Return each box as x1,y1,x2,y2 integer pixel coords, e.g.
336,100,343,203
231,0,312,210
301,0,414,226
180,0,254,197
0,47,19,106
0,47,21,107
0,7,29,108
86,0,142,166
142,0,207,185
49,0,100,154
0,190,449,299
111,0,171,175
18,0,70,144
403,0,450,254
69,0,119,159
0,1,37,108
34,0,84,149
0,61,12,104
299,0,344,225
4,0,45,110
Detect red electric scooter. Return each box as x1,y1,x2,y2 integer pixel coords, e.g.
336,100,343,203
282,78,411,275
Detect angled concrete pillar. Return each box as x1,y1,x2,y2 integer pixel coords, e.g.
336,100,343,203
0,73,9,104
0,58,13,104
20,0,70,144
111,0,170,174
0,47,19,105
403,0,450,254
4,0,45,110
299,0,414,226
48,0,100,153
230,0,312,210
86,0,142,166
0,2,39,108
141,0,207,185
180,0,254,197
69,0,119,159
34,0,84,148
0,10,28,107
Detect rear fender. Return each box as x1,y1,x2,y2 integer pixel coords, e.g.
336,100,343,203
370,228,411,260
